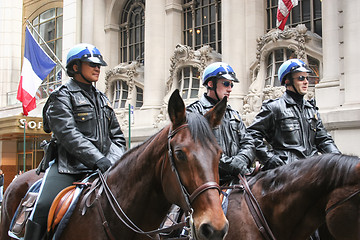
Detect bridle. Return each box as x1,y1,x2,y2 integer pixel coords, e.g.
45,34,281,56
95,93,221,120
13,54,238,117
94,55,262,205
83,123,221,239
165,123,221,238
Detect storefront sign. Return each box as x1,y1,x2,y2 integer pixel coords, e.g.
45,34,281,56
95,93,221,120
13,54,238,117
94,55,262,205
19,119,43,130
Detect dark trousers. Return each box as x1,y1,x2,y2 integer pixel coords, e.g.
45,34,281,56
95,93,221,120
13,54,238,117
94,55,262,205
31,162,84,234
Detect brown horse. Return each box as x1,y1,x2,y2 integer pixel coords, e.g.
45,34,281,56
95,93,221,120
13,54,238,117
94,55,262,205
0,89,229,240
225,153,360,240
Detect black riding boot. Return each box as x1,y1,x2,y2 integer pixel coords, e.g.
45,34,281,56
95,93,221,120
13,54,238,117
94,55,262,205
24,219,44,240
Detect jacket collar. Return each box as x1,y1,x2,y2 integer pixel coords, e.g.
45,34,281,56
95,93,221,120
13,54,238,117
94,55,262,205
66,78,98,94
200,93,232,110
283,91,313,108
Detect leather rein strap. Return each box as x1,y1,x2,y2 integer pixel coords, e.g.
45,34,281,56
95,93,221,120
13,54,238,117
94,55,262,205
325,188,360,215
238,174,277,240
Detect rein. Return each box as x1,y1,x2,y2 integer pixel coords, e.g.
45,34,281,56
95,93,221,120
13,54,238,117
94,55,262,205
238,174,277,240
82,123,221,239
325,188,360,215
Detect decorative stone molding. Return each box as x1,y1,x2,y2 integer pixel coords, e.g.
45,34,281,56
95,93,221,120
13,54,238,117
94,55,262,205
104,61,144,128
242,24,320,125
105,61,143,93
166,44,221,93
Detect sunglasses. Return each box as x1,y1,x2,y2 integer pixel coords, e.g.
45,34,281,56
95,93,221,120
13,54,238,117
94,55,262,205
221,81,234,88
293,76,309,81
87,62,101,68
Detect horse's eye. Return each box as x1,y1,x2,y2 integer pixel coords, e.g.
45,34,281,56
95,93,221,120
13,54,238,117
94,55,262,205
175,150,187,161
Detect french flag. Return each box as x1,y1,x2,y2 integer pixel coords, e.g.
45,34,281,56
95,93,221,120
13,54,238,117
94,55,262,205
17,26,56,116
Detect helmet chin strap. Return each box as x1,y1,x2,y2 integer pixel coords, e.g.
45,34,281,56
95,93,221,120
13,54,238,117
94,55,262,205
210,79,221,102
75,63,92,84
80,72,93,84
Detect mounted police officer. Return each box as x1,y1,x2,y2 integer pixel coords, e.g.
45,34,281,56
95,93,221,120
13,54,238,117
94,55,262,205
24,43,126,240
187,62,255,184
248,58,341,169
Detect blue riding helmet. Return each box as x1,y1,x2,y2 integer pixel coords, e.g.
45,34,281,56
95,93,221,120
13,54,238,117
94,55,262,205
278,59,312,85
66,43,107,67
202,62,239,86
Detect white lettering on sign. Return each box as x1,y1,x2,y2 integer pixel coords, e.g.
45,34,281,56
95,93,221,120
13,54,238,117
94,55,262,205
19,119,43,130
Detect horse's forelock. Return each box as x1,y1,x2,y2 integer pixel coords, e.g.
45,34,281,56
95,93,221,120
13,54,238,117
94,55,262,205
186,112,217,147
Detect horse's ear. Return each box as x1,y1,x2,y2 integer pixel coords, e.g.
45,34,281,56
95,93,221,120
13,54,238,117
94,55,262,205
168,89,186,127
204,96,227,128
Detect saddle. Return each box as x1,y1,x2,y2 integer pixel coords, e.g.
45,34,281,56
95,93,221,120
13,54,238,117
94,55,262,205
9,178,92,240
47,185,76,234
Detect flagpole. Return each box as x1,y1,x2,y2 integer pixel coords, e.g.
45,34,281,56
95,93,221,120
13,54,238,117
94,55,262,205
25,20,67,73
23,120,26,172
128,104,131,149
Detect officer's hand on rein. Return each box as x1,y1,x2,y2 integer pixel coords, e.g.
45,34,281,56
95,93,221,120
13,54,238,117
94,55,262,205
95,157,112,173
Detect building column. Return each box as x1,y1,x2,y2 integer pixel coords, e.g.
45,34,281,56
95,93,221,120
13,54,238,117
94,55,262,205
315,0,341,109
142,0,166,109
221,0,246,110
62,0,82,84
343,0,360,106
164,0,182,83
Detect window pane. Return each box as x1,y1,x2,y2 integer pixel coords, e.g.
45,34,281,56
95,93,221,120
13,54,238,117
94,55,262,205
56,16,63,38
195,9,200,26
314,0,322,19
40,9,55,23
275,49,283,61
314,20,322,36
202,6,208,24
210,4,215,22
302,0,311,21
183,78,190,88
39,19,55,42
202,26,208,43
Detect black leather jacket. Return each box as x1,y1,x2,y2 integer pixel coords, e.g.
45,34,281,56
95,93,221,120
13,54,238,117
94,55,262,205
248,91,340,165
43,78,126,174
187,94,255,183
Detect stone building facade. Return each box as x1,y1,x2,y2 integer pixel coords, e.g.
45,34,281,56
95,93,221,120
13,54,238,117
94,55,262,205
0,0,359,187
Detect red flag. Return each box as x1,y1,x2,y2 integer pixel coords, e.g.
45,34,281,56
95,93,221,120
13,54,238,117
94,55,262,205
17,27,56,116
276,0,298,30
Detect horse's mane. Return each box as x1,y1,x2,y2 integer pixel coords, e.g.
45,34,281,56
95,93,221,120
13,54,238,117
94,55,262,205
251,154,360,193
111,111,217,169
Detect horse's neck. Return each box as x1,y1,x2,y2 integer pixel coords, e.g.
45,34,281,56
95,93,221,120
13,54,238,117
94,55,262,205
106,131,171,228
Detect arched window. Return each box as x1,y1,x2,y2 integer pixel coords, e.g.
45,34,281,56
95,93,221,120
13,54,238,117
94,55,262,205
178,66,201,100
32,7,63,99
265,48,295,87
266,0,322,36
111,80,129,109
265,48,320,87
120,0,145,64
183,0,222,53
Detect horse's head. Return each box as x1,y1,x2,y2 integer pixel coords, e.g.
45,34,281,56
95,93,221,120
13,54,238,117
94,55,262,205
163,89,228,239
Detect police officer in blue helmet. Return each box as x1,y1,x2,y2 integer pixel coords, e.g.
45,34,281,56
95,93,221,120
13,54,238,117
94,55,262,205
187,62,255,184
24,44,126,240
248,58,340,171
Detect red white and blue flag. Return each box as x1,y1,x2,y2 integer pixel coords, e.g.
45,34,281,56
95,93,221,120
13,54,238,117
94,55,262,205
276,0,298,30
17,26,56,116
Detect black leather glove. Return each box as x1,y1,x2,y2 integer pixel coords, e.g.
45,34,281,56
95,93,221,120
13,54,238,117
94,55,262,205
237,160,250,176
95,157,112,173
263,155,284,170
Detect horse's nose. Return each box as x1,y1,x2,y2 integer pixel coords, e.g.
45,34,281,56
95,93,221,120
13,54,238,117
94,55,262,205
198,220,229,240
